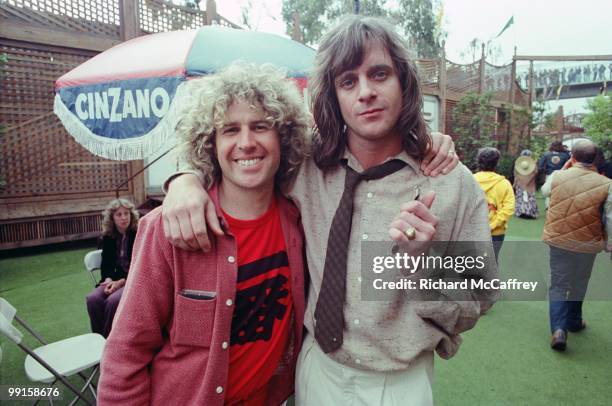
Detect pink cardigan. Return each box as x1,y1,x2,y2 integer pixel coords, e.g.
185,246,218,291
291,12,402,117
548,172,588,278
98,188,306,405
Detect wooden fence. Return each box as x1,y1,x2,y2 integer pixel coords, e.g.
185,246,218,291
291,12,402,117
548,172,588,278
0,0,238,249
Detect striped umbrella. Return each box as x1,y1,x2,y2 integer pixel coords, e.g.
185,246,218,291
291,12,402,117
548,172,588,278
54,26,314,160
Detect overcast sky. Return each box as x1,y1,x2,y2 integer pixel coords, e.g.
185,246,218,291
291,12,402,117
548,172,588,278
214,0,611,113
215,0,610,62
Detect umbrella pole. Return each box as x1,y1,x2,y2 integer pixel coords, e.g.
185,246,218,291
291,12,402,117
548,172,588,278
114,146,175,198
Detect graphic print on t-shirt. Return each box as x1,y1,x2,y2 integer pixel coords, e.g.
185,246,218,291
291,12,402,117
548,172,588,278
231,250,289,345
224,198,294,404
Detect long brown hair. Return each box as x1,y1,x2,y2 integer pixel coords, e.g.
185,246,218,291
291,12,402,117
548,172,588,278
101,198,139,237
310,15,430,170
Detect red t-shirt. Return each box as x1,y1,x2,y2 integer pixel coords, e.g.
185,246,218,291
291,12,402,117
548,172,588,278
223,198,293,405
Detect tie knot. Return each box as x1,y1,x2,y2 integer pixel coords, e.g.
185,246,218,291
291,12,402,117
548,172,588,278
343,159,407,193
350,159,407,181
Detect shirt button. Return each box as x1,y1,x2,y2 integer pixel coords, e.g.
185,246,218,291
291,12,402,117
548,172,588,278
332,337,337,342
355,358,361,364
227,256,236,263
367,192,373,198
226,299,233,306
354,319,360,325
222,341,228,349
216,386,223,394
362,234,368,240
357,276,362,283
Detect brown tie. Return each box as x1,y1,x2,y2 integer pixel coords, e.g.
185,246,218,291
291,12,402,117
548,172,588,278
314,159,407,353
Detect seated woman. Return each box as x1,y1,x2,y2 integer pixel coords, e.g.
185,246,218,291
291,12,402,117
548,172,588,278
86,198,139,338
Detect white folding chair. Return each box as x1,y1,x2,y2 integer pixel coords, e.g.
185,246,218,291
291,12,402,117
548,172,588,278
83,249,102,286
0,297,105,405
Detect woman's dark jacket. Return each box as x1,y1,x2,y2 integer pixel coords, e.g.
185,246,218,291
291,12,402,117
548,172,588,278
98,229,137,284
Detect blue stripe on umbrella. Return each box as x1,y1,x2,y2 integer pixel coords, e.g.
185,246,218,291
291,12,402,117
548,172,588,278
58,76,184,140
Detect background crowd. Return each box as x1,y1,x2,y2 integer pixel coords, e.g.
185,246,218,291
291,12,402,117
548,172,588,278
518,63,612,89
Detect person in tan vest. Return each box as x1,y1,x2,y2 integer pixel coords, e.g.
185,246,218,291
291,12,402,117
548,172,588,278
542,139,612,351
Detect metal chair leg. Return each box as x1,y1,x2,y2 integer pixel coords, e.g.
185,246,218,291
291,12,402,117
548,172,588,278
19,344,92,406
76,366,99,399
88,383,97,400
67,364,99,406
32,380,58,406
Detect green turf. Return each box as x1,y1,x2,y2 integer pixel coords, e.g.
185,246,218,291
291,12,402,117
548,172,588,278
434,300,612,406
0,242,98,405
433,194,612,405
1,195,611,405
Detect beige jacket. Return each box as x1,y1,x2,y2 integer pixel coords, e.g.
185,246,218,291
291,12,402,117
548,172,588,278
292,151,498,371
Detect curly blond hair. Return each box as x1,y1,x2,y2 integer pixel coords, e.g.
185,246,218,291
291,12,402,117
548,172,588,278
101,198,139,237
176,62,310,191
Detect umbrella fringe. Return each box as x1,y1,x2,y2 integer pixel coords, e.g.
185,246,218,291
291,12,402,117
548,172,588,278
53,84,189,161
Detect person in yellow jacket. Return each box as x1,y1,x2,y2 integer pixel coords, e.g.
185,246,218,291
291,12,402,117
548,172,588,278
474,147,516,261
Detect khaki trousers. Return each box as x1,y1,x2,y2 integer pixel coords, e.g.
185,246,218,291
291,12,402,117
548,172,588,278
296,334,434,406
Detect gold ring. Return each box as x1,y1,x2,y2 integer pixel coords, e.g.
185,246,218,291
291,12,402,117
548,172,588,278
404,227,416,240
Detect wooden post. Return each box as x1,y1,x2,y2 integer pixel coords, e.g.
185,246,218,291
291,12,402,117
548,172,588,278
439,41,447,134
528,59,537,150
556,105,564,142
478,43,486,94
291,11,303,43
119,0,140,41
506,48,517,153
528,60,534,107
119,0,146,206
206,0,217,25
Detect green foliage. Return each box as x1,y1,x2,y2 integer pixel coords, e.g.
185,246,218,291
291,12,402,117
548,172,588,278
398,0,445,58
543,113,555,130
531,99,546,130
496,152,515,180
529,134,549,159
506,106,534,153
532,98,555,132
582,95,612,159
327,0,389,21
282,0,394,46
513,106,534,129
281,0,445,52
500,100,549,160
452,92,497,171
282,0,333,46
459,38,502,64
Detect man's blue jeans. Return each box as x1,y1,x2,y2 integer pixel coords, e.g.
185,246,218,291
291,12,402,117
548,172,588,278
492,234,505,262
548,246,596,333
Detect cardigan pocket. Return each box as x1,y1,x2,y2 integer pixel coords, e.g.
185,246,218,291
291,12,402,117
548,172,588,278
173,293,216,347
